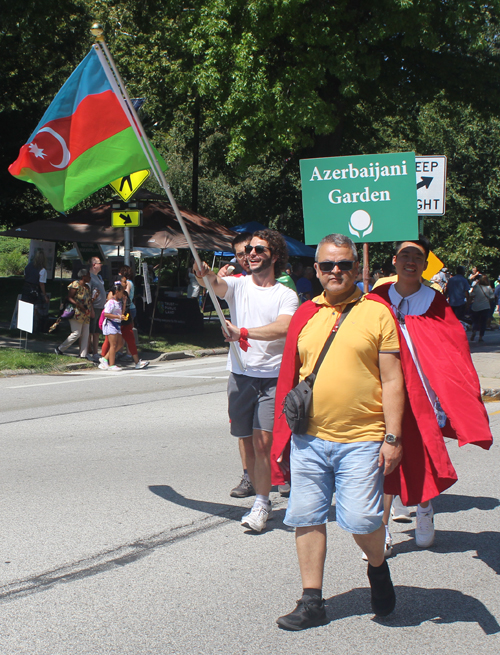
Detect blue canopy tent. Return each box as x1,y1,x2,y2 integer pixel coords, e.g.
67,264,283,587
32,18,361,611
214,221,316,258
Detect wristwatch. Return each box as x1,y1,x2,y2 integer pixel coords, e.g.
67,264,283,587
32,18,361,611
384,433,400,444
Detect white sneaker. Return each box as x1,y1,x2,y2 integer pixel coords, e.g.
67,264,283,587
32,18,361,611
99,357,109,369
242,500,272,521
107,365,122,372
362,526,392,561
415,504,435,548
384,526,393,557
135,360,149,369
241,503,272,532
391,496,412,523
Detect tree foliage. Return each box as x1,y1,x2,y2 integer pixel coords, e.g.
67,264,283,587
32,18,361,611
2,0,500,272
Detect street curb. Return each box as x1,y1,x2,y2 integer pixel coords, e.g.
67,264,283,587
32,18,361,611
152,347,228,363
0,349,228,376
481,389,500,401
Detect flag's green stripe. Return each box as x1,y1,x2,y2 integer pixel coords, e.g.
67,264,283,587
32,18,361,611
17,127,167,212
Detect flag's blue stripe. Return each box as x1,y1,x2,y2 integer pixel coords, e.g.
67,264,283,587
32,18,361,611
28,48,112,142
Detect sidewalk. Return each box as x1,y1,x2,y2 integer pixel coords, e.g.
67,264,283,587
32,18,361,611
0,324,228,373
1,324,499,394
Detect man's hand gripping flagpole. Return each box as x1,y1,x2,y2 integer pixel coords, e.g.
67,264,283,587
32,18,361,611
91,26,245,371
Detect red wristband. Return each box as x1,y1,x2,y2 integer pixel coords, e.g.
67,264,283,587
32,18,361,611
238,327,251,352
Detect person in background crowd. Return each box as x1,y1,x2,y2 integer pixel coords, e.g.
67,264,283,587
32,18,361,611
445,266,470,321
99,281,125,372
291,262,304,285
55,269,92,358
22,250,49,306
195,229,299,533
22,250,50,331
187,261,201,299
434,267,448,291
88,256,106,362
296,266,315,302
99,276,149,370
276,265,297,293
469,265,482,286
494,281,500,319
470,275,495,343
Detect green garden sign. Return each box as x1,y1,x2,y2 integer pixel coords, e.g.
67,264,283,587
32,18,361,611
300,152,418,244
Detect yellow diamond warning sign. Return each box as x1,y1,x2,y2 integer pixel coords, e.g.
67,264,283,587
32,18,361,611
109,170,150,201
111,210,142,227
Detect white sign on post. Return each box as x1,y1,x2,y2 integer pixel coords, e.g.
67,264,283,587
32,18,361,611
17,300,34,333
416,156,447,216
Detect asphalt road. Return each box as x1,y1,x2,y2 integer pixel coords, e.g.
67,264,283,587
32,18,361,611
0,356,499,654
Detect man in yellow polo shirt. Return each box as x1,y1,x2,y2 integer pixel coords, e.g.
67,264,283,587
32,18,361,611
274,233,405,631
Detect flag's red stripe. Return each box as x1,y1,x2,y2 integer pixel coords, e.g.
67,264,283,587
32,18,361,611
9,90,130,176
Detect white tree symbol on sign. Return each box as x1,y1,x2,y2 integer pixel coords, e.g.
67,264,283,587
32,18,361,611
349,210,373,237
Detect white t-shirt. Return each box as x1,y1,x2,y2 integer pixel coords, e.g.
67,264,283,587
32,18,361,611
389,283,446,427
224,275,299,377
39,268,47,284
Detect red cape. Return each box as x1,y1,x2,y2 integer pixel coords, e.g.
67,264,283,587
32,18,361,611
271,287,492,505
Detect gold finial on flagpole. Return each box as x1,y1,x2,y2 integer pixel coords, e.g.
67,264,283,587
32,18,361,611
90,23,104,41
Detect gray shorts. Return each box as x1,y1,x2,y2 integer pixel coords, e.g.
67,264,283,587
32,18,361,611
227,373,278,437
89,310,103,334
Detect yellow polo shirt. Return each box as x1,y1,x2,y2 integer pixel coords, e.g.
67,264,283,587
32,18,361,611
297,289,400,442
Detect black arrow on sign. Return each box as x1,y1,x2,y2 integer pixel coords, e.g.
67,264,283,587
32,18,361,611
417,176,433,190
119,213,132,225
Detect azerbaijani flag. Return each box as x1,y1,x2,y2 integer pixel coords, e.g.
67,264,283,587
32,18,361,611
9,47,165,213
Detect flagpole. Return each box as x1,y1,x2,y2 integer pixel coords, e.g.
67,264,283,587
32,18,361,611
91,24,244,370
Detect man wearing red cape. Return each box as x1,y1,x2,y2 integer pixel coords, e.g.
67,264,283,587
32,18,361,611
272,234,492,631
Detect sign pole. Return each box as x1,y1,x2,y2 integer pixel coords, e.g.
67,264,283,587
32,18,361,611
363,243,370,293
92,28,244,370
124,226,131,266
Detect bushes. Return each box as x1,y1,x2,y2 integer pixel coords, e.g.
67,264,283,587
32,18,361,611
0,249,28,276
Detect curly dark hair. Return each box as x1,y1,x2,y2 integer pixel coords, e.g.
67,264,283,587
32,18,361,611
252,229,288,278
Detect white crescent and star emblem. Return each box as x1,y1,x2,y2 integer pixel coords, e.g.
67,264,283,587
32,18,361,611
28,127,71,169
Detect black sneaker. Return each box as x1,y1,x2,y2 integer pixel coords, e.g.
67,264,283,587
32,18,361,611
277,596,328,631
54,347,62,355
230,476,255,498
367,560,396,617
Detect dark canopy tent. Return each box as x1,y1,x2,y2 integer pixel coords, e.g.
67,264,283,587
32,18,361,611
214,221,316,258
1,191,236,252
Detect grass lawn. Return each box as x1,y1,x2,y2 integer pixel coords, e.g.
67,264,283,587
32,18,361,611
0,349,91,373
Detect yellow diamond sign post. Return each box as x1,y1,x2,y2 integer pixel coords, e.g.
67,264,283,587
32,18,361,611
109,169,150,201
111,210,142,227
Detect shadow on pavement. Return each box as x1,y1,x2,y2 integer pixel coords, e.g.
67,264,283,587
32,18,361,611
325,585,500,635
149,484,292,532
433,493,500,514
395,529,500,574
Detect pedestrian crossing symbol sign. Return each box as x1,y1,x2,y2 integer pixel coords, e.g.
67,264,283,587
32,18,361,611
109,170,150,201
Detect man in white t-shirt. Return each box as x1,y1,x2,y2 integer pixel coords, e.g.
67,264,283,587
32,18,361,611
195,229,299,532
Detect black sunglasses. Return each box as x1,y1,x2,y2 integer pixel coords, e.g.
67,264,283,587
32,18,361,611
244,244,272,255
318,260,355,272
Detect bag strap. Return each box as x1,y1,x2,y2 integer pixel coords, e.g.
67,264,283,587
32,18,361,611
308,300,358,381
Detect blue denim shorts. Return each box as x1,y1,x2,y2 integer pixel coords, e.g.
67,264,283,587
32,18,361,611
284,434,384,535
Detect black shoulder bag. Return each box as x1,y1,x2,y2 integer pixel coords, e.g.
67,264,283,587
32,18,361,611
281,302,356,434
